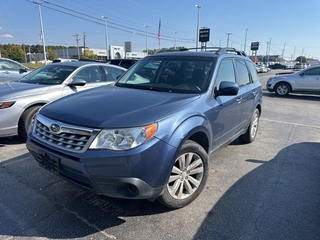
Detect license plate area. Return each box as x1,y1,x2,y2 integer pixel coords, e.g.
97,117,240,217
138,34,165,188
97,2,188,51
38,150,60,175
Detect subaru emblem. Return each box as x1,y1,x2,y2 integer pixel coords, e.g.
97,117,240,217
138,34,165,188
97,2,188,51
50,123,60,133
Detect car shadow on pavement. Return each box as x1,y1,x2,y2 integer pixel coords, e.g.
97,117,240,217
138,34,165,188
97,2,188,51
263,91,320,101
0,136,25,146
193,142,320,240
0,152,172,239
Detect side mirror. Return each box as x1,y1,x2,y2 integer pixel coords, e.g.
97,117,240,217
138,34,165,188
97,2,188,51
216,81,239,97
19,68,28,73
299,72,305,76
67,78,86,86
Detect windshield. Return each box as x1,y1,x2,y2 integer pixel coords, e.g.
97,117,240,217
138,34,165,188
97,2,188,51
19,64,77,84
115,57,213,93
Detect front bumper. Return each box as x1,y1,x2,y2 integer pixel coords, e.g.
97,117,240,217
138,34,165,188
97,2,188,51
0,107,20,138
26,134,177,200
266,85,274,92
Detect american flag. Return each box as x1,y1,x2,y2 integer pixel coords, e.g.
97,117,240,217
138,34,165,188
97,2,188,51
158,18,161,41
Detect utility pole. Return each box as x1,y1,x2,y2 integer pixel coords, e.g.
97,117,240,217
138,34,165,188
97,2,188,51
226,33,232,48
73,34,81,59
83,32,87,57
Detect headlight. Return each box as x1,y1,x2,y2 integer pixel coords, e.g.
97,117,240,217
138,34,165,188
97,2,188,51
90,123,157,150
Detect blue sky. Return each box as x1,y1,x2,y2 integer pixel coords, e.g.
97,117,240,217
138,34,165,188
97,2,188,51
0,0,319,60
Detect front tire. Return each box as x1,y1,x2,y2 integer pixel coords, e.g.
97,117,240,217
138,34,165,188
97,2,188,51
158,140,208,209
18,106,41,139
275,82,290,96
239,108,260,143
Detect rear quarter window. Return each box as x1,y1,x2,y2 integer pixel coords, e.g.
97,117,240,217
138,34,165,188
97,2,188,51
246,61,259,83
234,59,250,87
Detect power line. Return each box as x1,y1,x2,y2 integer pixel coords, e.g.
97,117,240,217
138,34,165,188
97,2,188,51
38,0,194,43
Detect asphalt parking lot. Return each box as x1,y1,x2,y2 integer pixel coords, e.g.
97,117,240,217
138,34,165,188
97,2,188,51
0,70,319,240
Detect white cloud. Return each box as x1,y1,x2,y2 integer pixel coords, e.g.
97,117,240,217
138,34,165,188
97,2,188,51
0,27,2,30
1,34,13,38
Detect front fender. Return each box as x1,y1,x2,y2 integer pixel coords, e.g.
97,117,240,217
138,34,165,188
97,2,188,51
156,114,212,155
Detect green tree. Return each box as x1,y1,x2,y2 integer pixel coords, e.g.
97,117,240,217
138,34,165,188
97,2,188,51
8,45,25,61
295,56,307,63
0,47,9,58
80,49,96,59
47,48,58,60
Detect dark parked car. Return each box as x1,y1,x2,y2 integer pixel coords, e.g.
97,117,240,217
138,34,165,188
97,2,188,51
27,48,263,209
268,63,287,69
107,59,138,69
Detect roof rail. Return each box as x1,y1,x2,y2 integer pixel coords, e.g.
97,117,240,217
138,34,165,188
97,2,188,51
155,47,247,56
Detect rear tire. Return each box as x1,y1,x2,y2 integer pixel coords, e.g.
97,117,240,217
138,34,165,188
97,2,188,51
158,140,208,209
239,108,260,143
18,106,41,139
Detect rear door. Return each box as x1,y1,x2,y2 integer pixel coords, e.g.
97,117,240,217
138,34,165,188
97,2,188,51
234,59,256,129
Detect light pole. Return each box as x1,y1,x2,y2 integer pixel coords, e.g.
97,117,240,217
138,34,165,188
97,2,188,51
267,37,272,63
226,33,232,48
282,42,286,59
195,4,201,51
32,1,47,64
173,31,177,50
144,25,148,56
101,16,109,60
301,49,304,63
266,41,269,62
244,28,248,54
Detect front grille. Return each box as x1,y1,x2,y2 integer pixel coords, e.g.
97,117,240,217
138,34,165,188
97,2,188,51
33,114,98,153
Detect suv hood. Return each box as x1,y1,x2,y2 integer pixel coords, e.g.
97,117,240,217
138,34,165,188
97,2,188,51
40,85,200,128
0,82,50,100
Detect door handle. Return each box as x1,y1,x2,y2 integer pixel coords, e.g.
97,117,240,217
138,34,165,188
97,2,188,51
236,97,242,103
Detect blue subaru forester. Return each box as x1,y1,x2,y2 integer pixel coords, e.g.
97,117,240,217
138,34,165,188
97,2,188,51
27,48,262,209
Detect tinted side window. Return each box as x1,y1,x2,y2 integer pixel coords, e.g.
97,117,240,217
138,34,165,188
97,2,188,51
234,59,250,87
304,67,320,76
74,66,103,83
102,66,125,81
215,59,235,91
0,59,22,70
246,61,259,83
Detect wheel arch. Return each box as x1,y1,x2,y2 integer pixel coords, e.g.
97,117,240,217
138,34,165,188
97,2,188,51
165,115,211,155
274,81,292,92
18,102,47,123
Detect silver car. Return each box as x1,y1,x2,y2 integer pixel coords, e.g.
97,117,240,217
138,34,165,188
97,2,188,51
266,66,320,96
0,57,32,82
0,61,126,139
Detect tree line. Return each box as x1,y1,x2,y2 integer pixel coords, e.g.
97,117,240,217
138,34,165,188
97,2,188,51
0,44,78,62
